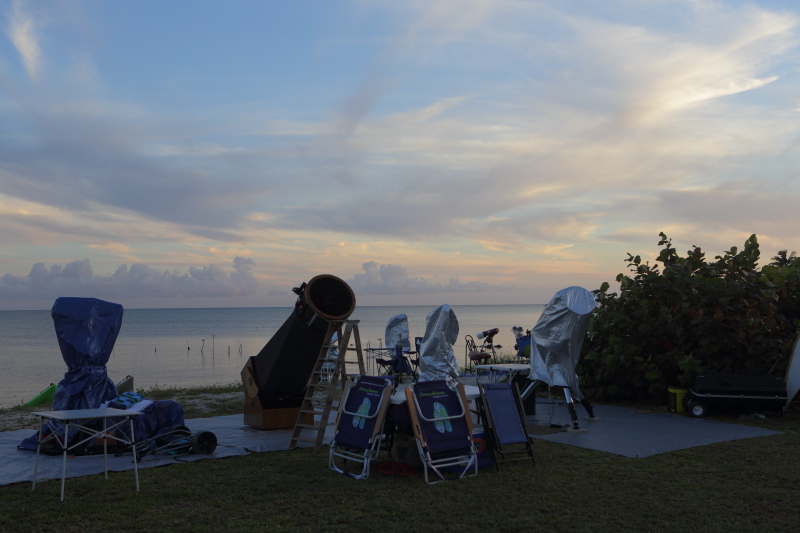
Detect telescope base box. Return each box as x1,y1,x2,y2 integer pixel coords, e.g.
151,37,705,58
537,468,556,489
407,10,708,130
243,396,311,430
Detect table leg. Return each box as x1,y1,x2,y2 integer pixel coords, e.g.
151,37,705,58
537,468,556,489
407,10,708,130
32,416,43,491
103,418,108,480
130,417,139,492
60,422,68,502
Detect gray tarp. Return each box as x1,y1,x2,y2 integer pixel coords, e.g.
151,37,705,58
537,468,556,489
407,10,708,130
2,414,335,487
418,305,459,386
529,286,596,399
384,314,411,351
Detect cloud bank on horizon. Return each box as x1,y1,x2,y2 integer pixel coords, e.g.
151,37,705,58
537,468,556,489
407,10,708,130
1,0,799,308
0,257,259,300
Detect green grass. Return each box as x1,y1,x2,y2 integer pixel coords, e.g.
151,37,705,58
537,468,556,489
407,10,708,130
2,391,799,532
137,383,242,399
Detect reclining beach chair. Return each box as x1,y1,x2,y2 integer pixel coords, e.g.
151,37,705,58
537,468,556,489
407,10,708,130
329,375,396,479
478,383,535,470
405,380,478,484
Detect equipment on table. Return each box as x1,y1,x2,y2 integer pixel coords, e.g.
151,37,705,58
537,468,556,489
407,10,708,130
116,375,134,394
19,298,185,453
417,305,460,387
405,380,478,485
684,374,787,418
478,382,535,470
328,375,396,480
241,274,356,430
520,287,599,431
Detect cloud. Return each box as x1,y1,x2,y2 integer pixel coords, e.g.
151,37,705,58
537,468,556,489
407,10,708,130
267,286,288,296
347,260,509,295
0,256,259,300
1,1,799,302
6,0,42,80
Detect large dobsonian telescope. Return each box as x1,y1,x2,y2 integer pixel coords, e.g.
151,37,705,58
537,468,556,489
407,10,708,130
241,274,356,429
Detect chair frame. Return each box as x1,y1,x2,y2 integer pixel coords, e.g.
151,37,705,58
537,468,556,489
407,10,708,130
478,382,535,471
328,375,396,480
464,335,492,375
405,381,478,485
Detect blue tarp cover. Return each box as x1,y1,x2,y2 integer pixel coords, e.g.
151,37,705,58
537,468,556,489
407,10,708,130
51,297,123,410
19,297,123,450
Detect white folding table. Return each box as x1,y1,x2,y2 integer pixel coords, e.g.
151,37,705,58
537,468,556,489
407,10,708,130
31,408,142,502
473,363,531,383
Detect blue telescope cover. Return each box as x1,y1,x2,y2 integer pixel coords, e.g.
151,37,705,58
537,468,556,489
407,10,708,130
19,297,123,450
51,297,122,410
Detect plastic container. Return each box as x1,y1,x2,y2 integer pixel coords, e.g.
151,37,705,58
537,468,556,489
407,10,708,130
668,386,689,413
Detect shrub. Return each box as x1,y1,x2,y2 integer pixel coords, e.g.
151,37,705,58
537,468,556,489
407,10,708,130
579,233,800,400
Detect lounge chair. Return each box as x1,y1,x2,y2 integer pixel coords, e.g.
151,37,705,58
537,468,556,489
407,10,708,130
405,380,478,484
478,383,535,470
328,375,396,479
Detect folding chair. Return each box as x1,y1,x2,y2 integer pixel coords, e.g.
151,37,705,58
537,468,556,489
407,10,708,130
465,335,491,374
329,375,396,480
405,380,478,484
409,337,423,374
478,382,535,470
375,345,415,381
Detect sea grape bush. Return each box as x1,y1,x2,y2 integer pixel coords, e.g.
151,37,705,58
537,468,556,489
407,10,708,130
579,233,800,400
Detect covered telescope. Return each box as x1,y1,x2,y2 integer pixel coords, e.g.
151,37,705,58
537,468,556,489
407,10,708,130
51,297,122,410
521,286,599,430
418,305,460,387
529,286,596,400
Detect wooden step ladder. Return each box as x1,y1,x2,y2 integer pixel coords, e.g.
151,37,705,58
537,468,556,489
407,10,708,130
289,319,365,451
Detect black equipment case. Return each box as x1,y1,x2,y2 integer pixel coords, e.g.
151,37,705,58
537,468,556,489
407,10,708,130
689,373,787,413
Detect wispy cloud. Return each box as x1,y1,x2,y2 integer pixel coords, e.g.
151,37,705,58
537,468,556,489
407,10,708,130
6,0,41,81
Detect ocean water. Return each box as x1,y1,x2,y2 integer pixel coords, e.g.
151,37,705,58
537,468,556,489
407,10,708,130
0,304,543,408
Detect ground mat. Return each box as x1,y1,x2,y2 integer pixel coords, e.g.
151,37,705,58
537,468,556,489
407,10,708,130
527,403,781,458
0,414,334,486
1,405,783,486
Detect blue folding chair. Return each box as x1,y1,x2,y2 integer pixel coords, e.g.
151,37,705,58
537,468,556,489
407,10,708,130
478,382,535,470
375,345,415,380
329,375,396,480
405,380,478,484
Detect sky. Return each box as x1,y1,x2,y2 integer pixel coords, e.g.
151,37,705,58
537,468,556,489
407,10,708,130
1,0,799,310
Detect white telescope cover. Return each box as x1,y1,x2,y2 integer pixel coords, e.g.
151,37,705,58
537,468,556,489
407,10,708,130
418,305,459,386
384,314,411,351
529,286,596,399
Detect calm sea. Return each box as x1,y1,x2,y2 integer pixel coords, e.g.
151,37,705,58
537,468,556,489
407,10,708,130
0,304,543,407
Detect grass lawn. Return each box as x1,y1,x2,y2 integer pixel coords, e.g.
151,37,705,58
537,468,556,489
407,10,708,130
1,388,798,533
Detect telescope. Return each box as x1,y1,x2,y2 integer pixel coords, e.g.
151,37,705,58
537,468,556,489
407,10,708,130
476,328,499,340
241,274,356,429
